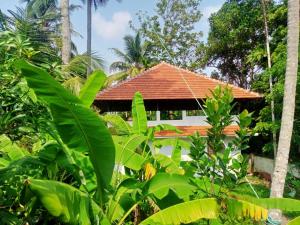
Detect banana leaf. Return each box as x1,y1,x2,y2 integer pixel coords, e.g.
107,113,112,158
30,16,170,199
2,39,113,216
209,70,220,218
15,60,115,197
132,92,147,134
79,70,106,107
139,198,218,225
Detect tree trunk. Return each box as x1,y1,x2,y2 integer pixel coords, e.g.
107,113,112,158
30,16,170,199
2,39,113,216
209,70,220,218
61,0,71,64
261,0,277,159
269,0,299,222
87,0,92,76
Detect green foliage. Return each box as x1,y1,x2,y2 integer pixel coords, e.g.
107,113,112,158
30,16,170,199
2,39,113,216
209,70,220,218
27,179,102,225
0,135,28,167
131,0,204,70
15,60,115,200
189,86,252,194
154,153,185,175
203,0,286,88
144,173,196,201
226,198,268,221
241,197,300,212
110,33,150,79
251,2,300,155
103,114,133,135
113,135,147,171
204,86,234,153
79,70,107,107
287,216,300,225
139,198,218,225
132,92,148,135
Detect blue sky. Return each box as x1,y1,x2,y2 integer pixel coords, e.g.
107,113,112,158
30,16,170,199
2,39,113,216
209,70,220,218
1,0,225,73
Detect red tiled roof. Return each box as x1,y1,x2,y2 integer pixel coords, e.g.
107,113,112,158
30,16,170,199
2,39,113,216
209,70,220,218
96,62,261,100
155,125,239,137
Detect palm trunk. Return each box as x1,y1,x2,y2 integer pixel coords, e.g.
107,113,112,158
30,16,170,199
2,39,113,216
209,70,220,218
87,0,92,76
61,0,71,64
269,0,299,221
261,0,277,159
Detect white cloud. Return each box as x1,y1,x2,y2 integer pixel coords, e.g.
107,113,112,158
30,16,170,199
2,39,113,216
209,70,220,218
92,11,131,39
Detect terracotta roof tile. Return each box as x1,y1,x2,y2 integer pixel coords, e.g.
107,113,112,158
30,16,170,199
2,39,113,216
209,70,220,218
96,62,262,100
155,125,239,137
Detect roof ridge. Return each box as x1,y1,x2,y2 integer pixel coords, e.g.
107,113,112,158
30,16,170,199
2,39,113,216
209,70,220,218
97,62,166,97
161,62,262,97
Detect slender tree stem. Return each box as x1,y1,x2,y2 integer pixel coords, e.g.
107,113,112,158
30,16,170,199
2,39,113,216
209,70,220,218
261,0,277,159
270,0,299,221
117,202,140,225
87,0,92,76
61,0,71,64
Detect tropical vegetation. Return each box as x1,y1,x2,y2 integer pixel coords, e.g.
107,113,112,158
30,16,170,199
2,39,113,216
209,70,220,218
0,0,299,224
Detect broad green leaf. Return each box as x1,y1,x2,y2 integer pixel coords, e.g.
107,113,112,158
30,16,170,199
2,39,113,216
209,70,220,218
0,158,9,167
79,70,106,107
113,135,147,170
139,198,218,225
171,143,181,166
232,194,300,212
16,60,115,193
103,114,132,135
154,124,182,133
108,178,142,222
227,198,268,221
0,135,27,163
144,173,196,200
250,198,300,212
287,216,300,225
132,92,147,134
154,154,185,174
27,179,100,225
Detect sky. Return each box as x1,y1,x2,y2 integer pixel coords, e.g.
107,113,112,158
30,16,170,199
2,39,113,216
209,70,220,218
1,0,225,73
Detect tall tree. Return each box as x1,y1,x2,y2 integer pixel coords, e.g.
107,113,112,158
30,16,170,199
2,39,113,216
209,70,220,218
105,33,151,87
85,0,108,75
261,0,277,158
131,0,203,71
204,0,266,88
22,0,57,18
61,0,71,64
269,0,299,222
110,33,150,75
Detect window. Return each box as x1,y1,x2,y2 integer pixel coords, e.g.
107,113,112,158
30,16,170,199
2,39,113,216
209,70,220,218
186,110,205,116
160,110,182,120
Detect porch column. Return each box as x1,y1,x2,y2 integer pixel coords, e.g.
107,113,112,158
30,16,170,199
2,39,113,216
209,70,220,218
156,110,160,121
182,110,187,120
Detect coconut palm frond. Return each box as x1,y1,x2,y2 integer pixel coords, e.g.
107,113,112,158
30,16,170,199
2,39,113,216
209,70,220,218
62,52,105,78
105,71,129,87
111,48,132,63
63,76,84,96
110,33,151,74
109,61,129,72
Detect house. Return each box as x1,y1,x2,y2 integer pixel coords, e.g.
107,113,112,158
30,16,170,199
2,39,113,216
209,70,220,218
95,62,261,157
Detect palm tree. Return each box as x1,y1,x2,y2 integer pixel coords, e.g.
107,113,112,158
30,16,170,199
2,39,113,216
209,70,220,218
84,0,109,75
60,0,71,64
21,0,57,18
269,0,299,222
109,33,150,77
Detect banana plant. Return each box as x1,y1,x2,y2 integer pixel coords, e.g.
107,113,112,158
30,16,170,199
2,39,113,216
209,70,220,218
0,134,28,168
14,60,198,225
16,60,115,203
138,195,300,225
103,92,189,176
